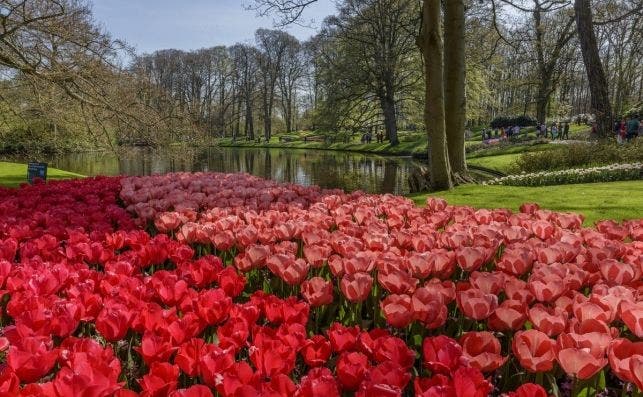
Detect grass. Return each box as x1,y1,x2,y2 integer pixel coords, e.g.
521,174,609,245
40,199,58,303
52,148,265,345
0,161,84,188
467,153,522,173
408,180,643,225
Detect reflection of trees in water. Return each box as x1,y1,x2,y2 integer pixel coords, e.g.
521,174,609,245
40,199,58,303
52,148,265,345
35,146,419,194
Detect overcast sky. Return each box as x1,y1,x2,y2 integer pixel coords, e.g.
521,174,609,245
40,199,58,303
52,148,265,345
91,0,336,54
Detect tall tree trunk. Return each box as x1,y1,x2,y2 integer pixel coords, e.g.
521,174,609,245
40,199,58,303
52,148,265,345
574,0,612,137
380,91,399,146
245,99,254,140
535,74,553,123
263,92,271,141
419,0,452,190
380,74,399,145
444,0,467,179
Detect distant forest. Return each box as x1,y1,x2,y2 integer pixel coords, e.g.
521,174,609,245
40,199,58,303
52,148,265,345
0,0,640,153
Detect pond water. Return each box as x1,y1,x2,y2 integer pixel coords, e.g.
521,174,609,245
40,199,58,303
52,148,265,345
14,147,424,195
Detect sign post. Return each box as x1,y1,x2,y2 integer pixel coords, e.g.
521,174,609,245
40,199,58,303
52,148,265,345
27,162,48,184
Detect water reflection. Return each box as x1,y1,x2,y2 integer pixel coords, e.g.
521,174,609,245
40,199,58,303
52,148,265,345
14,147,422,194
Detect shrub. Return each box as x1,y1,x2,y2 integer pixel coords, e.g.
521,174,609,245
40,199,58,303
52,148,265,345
514,140,643,173
487,163,642,186
490,115,538,129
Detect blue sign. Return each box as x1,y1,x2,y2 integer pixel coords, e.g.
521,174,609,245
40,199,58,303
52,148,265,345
27,162,48,184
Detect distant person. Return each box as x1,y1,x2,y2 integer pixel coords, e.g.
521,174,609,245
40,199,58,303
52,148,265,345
590,121,599,138
551,123,558,140
562,122,570,140
513,125,520,138
617,118,627,144
627,114,640,141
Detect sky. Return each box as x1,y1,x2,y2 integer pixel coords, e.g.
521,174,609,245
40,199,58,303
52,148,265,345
91,0,337,55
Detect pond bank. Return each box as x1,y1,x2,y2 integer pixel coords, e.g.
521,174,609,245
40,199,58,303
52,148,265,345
216,138,428,158
0,162,84,188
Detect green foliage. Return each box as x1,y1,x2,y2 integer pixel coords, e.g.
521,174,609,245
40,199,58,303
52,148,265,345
515,140,643,173
490,115,538,129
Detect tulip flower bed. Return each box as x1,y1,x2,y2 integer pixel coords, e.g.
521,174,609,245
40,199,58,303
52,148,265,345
0,173,642,397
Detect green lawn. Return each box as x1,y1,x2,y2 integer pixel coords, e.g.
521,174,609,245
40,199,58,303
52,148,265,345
467,153,522,173
0,161,84,188
408,181,643,225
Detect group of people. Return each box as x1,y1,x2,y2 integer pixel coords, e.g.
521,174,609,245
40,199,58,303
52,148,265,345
613,114,640,143
360,130,386,144
481,125,522,142
537,121,570,140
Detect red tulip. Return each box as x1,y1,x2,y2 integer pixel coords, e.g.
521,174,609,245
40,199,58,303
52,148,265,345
337,352,370,390
452,366,493,397
169,385,213,397
422,336,464,375
0,366,20,396
426,249,456,279
301,335,332,367
529,275,566,303
301,277,334,307
197,288,232,325
328,322,360,353
199,346,236,388
469,271,504,295
487,299,527,331
531,220,554,240
340,272,373,303
414,374,453,396
250,339,296,379
139,362,179,397
456,288,498,320
373,336,416,369
608,338,643,385
175,338,206,377
459,332,507,373
496,248,533,276
217,267,246,298
296,368,340,397
556,332,609,380
556,348,607,380
135,332,177,365
408,252,432,279
7,336,59,383
356,361,411,397
411,287,447,329
96,303,132,342
378,267,418,295
620,300,643,338
456,246,492,272
381,294,413,328
528,304,568,337
512,330,556,373
505,383,548,397
629,355,643,392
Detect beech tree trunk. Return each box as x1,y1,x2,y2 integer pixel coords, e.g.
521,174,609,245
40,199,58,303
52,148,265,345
444,0,467,179
380,86,399,146
574,0,612,137
419,0,452,190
